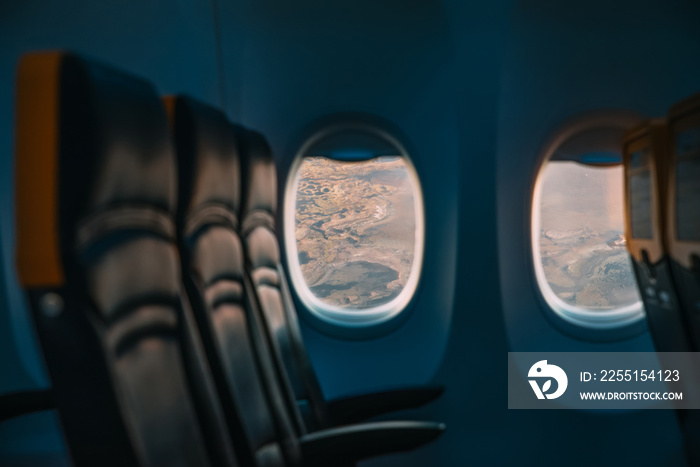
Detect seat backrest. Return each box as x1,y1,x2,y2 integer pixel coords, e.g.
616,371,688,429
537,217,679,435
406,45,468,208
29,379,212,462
170,96,301,466
15,52,237,467
666,94,700,349
622,119,694,352
622,119,700,463
237,129,330,430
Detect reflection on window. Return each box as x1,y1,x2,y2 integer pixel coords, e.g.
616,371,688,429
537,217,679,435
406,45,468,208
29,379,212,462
538,162,641,310
294,156,417,309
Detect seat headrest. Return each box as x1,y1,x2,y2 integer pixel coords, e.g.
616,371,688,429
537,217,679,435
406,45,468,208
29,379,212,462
237,127,277,234
167,96,241,238
62,54,174,215
15,52,175,287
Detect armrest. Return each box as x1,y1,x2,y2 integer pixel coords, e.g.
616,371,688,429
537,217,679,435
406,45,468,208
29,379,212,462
327,385,444,425
0,389,55,422
299,420,445,466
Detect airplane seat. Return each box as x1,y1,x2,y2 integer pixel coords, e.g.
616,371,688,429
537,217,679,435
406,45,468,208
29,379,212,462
667,94,700,349
169,95,300,467
14,52,238,467
623,120,693,353
236,128,445,428
665,94,700,464
624,111,700,465
234,128,326,429
170,96,445,466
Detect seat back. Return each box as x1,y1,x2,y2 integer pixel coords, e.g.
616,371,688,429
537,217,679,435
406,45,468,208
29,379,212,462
666,94,700,348
622,120,693,352
623,117,700,464
15,53,237,467
237,129,330,430
170,96,301,466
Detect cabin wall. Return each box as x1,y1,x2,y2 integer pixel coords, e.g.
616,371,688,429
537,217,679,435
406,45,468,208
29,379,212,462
491,0,700,466
222,0,459,398
0,0,699,465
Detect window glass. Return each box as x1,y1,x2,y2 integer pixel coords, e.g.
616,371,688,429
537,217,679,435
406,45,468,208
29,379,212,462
537,161,641,310
293,156,418,310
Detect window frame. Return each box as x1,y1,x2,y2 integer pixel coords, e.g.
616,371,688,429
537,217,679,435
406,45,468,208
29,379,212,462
530,111,647,332
283,122,425,329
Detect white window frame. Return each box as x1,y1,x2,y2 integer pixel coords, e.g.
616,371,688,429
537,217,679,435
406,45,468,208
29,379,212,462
283,123,425,328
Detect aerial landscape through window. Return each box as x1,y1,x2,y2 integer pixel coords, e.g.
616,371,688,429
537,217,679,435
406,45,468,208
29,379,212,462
293,156,418,310
537,161,642,310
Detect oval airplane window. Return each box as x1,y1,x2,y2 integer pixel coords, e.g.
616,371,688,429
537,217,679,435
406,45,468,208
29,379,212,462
532,117,645,330
284,123,424,328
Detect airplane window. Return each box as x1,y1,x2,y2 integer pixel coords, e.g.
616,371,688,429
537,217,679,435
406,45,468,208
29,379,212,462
284,125,424,328
534,160,643,316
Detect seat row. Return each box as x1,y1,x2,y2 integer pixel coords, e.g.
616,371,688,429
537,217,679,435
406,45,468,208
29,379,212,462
12,52,445,467
622,96,700,354
621,95,700,462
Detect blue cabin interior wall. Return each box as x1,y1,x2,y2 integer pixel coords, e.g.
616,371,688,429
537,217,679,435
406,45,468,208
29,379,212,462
499,0,700,352
221,0,459,399
0,0,699,465
492,0,700,466
361,2,517,465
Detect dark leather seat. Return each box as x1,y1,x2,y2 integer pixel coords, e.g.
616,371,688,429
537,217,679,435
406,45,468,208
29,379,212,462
169,96,300,467
236,126,443,430
15,52,238,467
169,95,445,467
